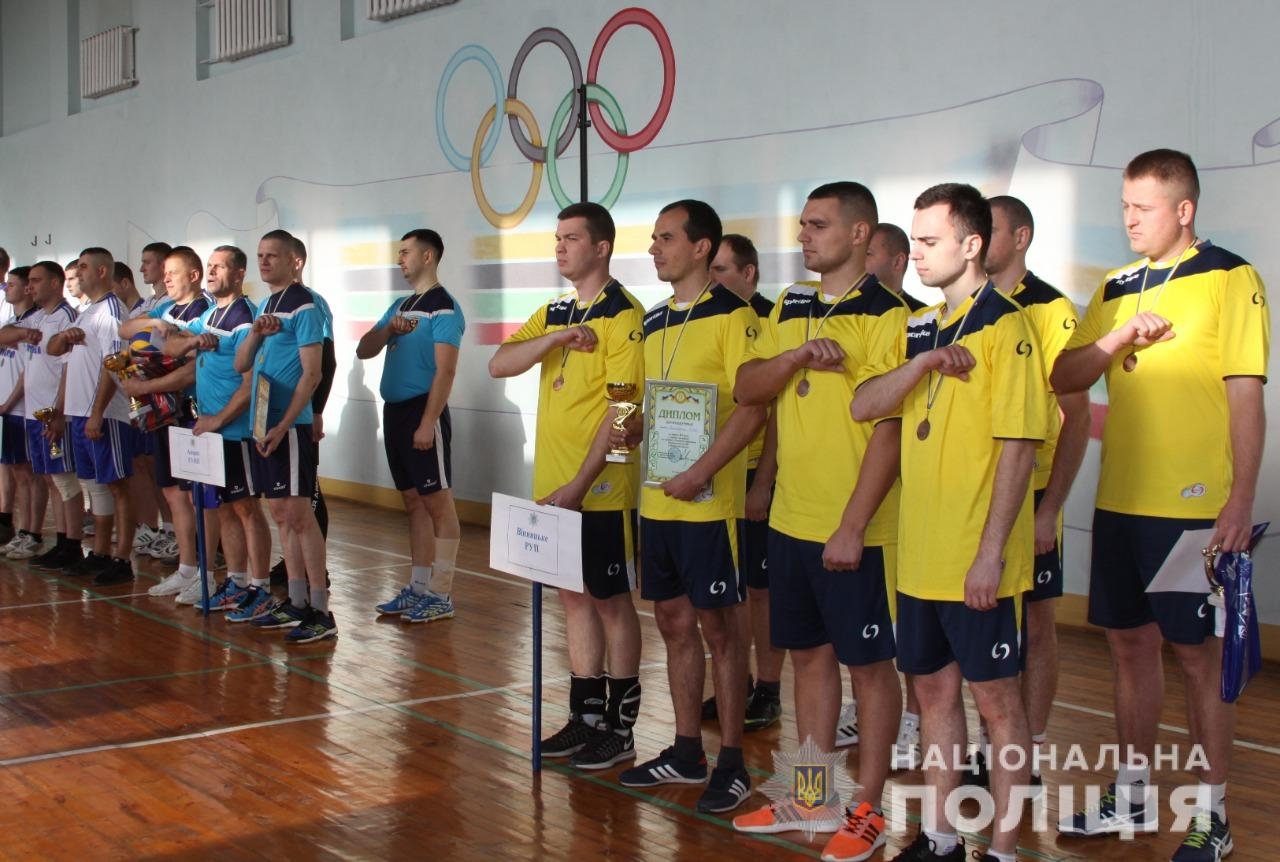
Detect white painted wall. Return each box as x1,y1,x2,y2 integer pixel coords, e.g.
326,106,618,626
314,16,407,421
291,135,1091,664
1,0,1278,618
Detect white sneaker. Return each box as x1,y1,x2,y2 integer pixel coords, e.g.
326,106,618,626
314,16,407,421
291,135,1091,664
133,524,159,552
892,714,921,770
149,570,194,597
1,533,28,557
835,701,859,748
175,575,215,605
149,533,180,562
7,533,42,560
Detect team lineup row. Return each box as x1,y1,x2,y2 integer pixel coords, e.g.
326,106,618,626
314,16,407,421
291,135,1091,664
0,146,1262,862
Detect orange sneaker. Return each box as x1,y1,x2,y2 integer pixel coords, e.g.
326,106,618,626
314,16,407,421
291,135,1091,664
820,801,886,862
732,801,843,834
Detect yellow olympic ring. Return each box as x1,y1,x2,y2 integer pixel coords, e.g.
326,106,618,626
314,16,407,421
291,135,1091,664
470,98,543,229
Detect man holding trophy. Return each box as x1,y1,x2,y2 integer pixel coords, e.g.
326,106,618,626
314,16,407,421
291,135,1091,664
617,200,764,815
489,203,646,771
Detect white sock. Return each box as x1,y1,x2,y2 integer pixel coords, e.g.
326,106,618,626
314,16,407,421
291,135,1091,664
1117,761,1150,788
229,570,249,588
250,578,269,588
410,565,432,595
1206,781,1227,819
162,521,174,533
923,830,957,854
178,563,198,579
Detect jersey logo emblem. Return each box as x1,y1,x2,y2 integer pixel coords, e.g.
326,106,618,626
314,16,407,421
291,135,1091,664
709,580,727,595
862,624,879,640
1015,340,1033,357
991,642,1011,660
1180,483,1206,499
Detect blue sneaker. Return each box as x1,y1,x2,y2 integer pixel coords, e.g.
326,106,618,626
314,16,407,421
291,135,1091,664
401,592,454,623
285,608,338,644
226,587,273,623
1171,811,1233,862
376,586,422,615
250,598,306,629
619,746,708,787
195,578,243,613
1059,782,1156,836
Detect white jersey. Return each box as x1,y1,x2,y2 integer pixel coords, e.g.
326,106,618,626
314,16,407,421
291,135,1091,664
23,300,78,420
0,307,39,415
0,301,15,328
64,292,129,421
129,290,168,320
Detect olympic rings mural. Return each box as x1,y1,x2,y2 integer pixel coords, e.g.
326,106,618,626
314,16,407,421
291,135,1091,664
435,7,675,229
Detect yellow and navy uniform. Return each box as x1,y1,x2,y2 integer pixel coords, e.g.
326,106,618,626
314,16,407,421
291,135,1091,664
1066,242,1269,518
745,291,775,469
1006,271,1079,492
752,279,908,546
863,282,1050,602
639,285,759,523
505,280,644,513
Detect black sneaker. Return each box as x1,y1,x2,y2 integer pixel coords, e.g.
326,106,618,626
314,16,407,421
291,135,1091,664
542,717,606,758
1171,811,1233,862
962,749,989,787
887,831,964,861
696,764,751,813
701,674,754,722
619,746,708,787
32,543,83,570
92,558,135,586
65,552,111,578
744,682,782,731
570,729,635,770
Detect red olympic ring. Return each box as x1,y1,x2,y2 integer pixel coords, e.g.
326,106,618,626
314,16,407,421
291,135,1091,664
587,8,676,154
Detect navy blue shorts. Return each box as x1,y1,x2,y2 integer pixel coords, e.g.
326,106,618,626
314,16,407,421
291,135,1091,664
135,429,156,457
70,416,138,485
250,425,318,500
640,517,744,609
896,593,1024,682
0,414,29,465
768,530,895,666
1027,488,1064,602
1088,508,1216,645
25,419,75,475
219,438,259,503
738,468,770,590
383,396,452,496
579,509,637,600
154,425,193,490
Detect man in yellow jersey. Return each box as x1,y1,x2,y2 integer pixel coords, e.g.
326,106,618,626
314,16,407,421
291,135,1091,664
489,202,645,771
618,200,765,814
954,196,1089,791
732,182,909,862
1053,150,1267,862
852,183,1049,862
705,233,784,730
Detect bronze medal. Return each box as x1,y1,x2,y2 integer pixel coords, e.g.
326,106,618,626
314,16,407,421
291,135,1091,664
796,379,810,397
1122,352,1138,372
552,375,564,391
916,418,931,441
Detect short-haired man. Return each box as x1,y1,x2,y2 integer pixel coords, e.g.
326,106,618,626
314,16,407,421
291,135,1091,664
113,262,143,313
960,195,1089,790
617,200,765,814
119,247,211,603
164,245,274,620
20,262,86,570
47,248,142,586
64,259,86,309
1052,149,1267,860
233,230,333,643
362,228,464,623
852,183,1049,862
489,203,645,769
0,266,46,558
733,182,908,857
706,233,785,731
866,223,923,308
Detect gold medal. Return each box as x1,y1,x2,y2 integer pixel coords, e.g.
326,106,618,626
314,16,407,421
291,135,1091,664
796,378,810,397
916,418,931,440
552,375,564,391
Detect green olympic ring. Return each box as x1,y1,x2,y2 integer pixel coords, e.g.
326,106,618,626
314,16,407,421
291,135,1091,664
544,83,628,211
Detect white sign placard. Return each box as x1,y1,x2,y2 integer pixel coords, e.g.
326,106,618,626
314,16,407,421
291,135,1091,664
489,492,583,593
167,426,226,487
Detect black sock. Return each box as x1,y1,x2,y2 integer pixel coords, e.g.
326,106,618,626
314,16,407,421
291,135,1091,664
30,532,42,542
673,734,703,763
717,746,744,771
0,512,12,527
569,674,607,723
758,679,781,698
606,675,641,735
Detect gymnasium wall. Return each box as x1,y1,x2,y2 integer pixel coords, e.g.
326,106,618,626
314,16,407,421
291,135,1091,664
1,0,1278,621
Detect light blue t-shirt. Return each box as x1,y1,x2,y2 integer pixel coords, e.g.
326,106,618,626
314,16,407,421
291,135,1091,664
376,285,465,403
187,296,257,441
249,283,325,429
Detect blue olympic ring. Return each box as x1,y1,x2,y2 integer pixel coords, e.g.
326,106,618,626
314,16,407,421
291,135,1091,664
434,44,505,173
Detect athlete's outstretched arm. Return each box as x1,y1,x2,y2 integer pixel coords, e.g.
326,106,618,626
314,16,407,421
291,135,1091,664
851,345,973,422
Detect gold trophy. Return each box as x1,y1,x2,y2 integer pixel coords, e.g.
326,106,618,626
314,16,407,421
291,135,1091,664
33,408,62,458
605,382,639,464
103,351,145,414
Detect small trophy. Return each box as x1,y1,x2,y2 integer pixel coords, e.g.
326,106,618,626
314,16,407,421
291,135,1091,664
103,351,146,415
33,407,61,458
605,382,639,463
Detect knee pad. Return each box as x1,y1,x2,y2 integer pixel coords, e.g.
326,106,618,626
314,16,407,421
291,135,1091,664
51,471,82,502
78,479,116,516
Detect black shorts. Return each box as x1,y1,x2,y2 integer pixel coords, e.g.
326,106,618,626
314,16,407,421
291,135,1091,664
896,593,1024,682
738,468,770,590
0,414,29,465
640,517,745,610
579,509,637,599
154,424,192,490
1088,508,1216,645
384,395,452,496
250,425,318,500
219,438,259,503
768,530,895,666
1027,488,1064,602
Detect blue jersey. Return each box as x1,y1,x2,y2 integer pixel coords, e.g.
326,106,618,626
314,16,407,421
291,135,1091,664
188,296,257,441
250,283,325,429
151,295,210,397
376,285,465,403
311,288,334,341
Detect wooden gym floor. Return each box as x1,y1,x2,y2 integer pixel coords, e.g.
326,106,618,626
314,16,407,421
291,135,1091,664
1,497,1277,860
